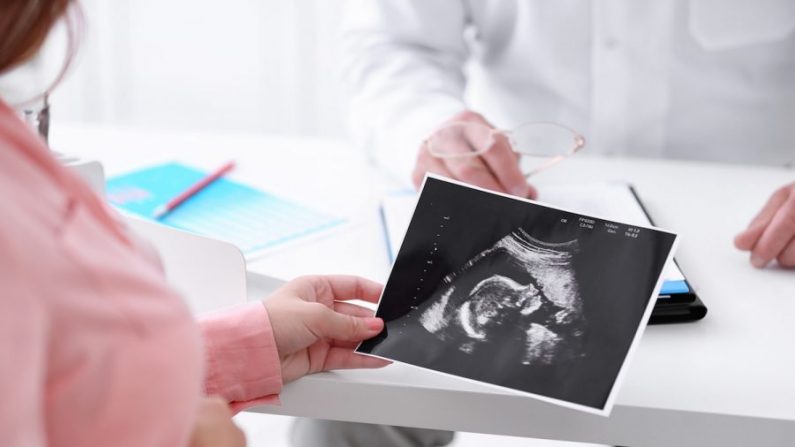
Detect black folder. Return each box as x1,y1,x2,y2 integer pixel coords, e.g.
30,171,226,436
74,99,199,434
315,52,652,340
629,187,708,324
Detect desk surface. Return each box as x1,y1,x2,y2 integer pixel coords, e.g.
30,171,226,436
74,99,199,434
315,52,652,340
53,124,795,447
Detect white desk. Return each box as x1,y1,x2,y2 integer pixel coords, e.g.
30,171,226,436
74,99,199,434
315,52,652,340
53,124,795,447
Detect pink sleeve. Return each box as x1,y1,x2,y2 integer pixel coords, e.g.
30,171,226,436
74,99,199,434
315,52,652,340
199,302,283,411
0,249,47,447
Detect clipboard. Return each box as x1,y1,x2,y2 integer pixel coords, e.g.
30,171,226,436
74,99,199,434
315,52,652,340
628,186,708,324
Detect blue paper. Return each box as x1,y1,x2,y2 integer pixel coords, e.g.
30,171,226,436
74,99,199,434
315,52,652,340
106,162,345,255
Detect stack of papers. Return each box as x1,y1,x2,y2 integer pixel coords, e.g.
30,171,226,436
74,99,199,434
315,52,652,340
380,181,689,296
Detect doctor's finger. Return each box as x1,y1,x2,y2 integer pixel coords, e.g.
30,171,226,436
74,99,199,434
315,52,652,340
750,195,795,268
480,133,536,198
750,185,792,228
734,222,766,252
735,186,791,250
412,147,454,189
776,237,795,268
443,155,505,193
742,186,791,231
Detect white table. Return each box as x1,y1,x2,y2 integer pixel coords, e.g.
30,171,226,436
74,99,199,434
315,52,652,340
53,124,795,447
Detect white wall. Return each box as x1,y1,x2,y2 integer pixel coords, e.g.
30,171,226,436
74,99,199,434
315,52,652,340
11,0,350,138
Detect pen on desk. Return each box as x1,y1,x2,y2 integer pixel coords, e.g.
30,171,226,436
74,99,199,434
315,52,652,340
153,160,236,219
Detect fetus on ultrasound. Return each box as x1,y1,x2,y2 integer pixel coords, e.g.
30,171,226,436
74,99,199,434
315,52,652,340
419,229,586,366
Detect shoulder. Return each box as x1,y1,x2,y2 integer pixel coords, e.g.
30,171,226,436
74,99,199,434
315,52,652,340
0,109,71,288
0,102,70,223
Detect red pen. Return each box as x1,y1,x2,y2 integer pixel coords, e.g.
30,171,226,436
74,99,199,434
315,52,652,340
153,160,236,219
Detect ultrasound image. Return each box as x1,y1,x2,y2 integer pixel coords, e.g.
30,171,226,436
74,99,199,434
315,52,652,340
357,176,676,413
418,230,586,367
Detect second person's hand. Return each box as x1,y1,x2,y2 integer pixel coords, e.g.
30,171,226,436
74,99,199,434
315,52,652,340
411,110,537,199
188,396,246,447
734,181,795,268
262,275,390,384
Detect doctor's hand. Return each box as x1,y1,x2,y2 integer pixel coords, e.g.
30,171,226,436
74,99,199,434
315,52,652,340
262,275,390,384
412,110,537,199
734,182,795,268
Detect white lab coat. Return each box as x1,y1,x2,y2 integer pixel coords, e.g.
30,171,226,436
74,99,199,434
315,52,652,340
340,0,795,183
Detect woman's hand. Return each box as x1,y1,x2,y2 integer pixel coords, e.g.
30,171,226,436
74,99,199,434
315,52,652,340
189,397,246,447
263,275,390,384
735,182,795,268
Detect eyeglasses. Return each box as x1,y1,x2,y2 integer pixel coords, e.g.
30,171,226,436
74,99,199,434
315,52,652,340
424,121,586,177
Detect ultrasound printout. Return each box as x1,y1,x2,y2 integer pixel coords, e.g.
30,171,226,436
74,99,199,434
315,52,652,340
356,175,677,415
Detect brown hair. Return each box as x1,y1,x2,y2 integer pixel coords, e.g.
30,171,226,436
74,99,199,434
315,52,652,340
0,0,79,90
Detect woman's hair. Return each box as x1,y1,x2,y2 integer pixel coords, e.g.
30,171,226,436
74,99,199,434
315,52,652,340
0,0,79,92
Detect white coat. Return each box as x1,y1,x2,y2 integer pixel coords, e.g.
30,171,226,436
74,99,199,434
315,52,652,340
340,0,795,181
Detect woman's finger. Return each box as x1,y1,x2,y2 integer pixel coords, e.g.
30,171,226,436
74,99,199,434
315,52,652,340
328,303,381,349
313,305,383,342
321,347,391,372
333,301,376,318
330,339,364,349
311,275,383,304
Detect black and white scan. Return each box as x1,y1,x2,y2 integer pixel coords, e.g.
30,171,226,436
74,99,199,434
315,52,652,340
357,176,677,413
418,230,586,367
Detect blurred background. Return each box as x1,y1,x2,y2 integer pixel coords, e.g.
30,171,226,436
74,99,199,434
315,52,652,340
1,0,349,138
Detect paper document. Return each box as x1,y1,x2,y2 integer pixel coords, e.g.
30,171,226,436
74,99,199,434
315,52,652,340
381,182,688,296
106,162,345,258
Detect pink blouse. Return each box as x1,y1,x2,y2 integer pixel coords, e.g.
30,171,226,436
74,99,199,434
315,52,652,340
0,100,283,447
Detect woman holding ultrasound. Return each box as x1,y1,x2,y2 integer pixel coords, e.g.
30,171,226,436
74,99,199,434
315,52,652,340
0,1,390,446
